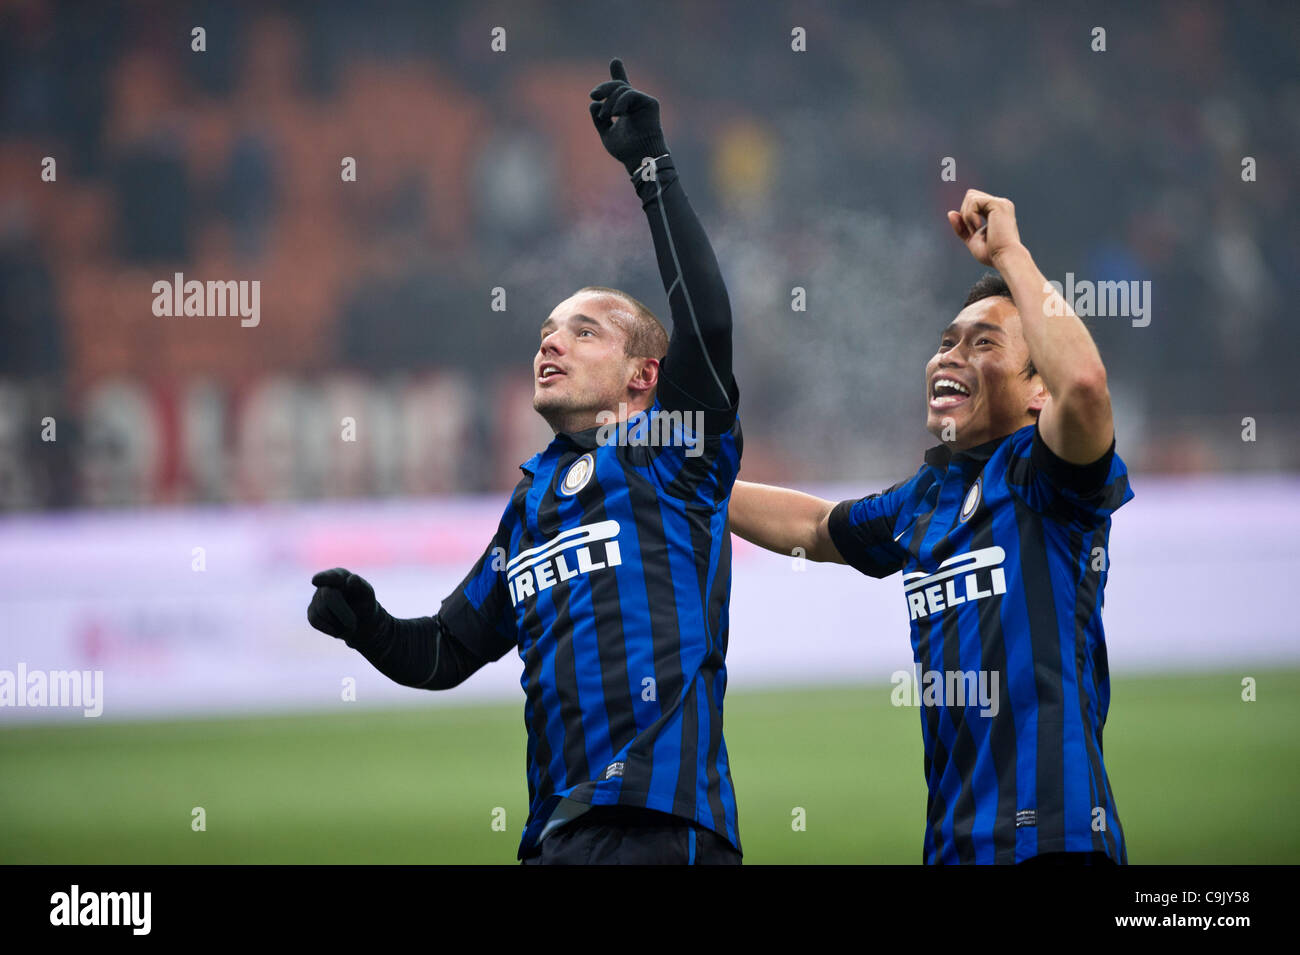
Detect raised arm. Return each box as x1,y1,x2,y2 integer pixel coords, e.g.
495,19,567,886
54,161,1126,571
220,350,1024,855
948,189,1114,465
590,58,736,428
728,480,844,563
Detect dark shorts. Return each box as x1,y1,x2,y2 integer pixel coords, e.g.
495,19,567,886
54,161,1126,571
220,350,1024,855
520,806,742,865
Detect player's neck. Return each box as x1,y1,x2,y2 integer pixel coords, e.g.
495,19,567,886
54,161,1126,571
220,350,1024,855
542,398,654,436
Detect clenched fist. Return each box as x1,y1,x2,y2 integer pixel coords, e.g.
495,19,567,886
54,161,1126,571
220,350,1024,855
307,568,387,645
947,189,1024,268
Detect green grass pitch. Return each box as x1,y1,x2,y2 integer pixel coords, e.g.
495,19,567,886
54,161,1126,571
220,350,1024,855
2,669,1297,863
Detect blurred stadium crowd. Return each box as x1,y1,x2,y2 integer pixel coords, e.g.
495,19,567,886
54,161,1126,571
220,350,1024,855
1,0,1294,510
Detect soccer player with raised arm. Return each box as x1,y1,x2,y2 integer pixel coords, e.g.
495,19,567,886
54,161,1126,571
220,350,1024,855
730,190,1131,865
307,60,743,865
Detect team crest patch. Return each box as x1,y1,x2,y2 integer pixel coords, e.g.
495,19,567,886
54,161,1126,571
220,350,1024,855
959,476,982,523
560,453,594,496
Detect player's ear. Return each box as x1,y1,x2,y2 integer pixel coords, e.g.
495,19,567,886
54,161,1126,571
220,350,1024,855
627,357,659,396
1026,376,1048,416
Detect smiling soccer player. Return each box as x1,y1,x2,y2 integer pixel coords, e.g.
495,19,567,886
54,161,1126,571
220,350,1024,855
729,190,1132,865
308,59,743,864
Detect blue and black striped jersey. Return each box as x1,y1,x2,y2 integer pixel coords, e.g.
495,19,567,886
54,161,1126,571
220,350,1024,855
828,424,1133,864
440,401,742,856
421,156,744,859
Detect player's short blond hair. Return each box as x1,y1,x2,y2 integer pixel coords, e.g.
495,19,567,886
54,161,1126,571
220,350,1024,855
575,286,668,360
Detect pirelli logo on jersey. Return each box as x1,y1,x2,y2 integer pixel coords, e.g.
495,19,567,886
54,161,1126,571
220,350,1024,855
507,520,624,607
903,546,1007,621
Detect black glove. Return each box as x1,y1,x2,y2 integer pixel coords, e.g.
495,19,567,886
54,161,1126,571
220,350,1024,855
307,568,389,646
589,57,668,176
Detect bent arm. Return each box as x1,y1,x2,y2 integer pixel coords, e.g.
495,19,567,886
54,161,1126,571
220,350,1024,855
950,190,1114,466
728,480,844,563
995,246,1113,466
344,614,490,691
349,526,516,690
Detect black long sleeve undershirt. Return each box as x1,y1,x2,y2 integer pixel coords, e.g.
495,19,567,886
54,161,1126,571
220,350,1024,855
344,611,488,690
634,159,738,430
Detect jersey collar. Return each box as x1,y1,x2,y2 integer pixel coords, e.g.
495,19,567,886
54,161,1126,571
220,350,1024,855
522,401,663,472
554,425,602,452
520,428,597,475
924,427,1026,470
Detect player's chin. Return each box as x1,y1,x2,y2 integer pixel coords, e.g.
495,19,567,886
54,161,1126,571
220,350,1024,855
926,401,973,436
532,387,570,415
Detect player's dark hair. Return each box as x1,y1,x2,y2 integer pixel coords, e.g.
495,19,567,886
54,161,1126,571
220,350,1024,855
962,272,1037,380
962,272,1010,310
576,286,669,360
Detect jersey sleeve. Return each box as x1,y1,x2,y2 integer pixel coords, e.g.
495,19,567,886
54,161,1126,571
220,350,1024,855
826,478,915,579
1006,425,1134,525
437,522,519,663
634,157,738,434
